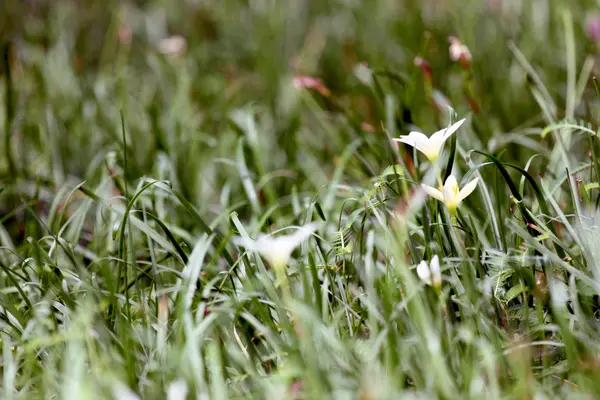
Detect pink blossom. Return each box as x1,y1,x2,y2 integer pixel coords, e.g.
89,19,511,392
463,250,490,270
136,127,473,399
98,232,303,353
293,76,330,96
448,36,472,67
587,14,600,42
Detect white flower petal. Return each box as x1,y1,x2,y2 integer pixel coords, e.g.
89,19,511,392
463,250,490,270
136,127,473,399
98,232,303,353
443,188,455,206
442,118,466,141
286,223,320,245
157,35,187,57
424,129,448,160
253,235,277,254
449,43,462,61
394,131,430,147
231,235,260,252
430,255,442,288
416,142,441,160
549,277,569,307
429,255,440,274
457,177,479,203
234,224,319,269
429,128,447,147
167,380,189,400
113,385,141,400
442,176,459,207
442,175,458,200
393,119,465,162
416,261,431,285
422,184,444,202
444,175,458,190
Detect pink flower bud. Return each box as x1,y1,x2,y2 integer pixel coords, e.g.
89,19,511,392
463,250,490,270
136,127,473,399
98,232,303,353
448,36,472,68
413,57,432,82
293,76,330,96
587,14,600,42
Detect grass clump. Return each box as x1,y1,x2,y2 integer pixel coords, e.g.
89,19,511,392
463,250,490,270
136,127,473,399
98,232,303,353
3,0,600,398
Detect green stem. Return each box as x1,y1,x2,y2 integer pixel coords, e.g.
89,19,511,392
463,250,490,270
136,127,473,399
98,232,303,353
275,265,292,301
450,209,457,226
433,160,444,188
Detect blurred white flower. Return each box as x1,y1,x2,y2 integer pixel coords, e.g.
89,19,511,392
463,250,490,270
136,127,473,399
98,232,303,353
233,223,319,270
549,277,569,308
157,35,187,58
394,118,465,162
422,175,479,214
167,379,188,400
416,254,442,290
112,384,140,400
449,36,472,66
353,63,373,86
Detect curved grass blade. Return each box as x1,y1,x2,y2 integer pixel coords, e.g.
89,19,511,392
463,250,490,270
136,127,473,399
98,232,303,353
470,151,536,233
472,151,566,260
443,130,457,182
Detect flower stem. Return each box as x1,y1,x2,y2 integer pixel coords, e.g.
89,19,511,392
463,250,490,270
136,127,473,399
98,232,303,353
449,209,457,226
433,162,444,188
275,265,292,300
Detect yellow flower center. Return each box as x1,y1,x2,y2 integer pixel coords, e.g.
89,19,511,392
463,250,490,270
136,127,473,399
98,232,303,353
451,183,459,197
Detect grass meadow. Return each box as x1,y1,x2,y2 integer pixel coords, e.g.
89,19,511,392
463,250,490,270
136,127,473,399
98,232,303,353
3,0,600,398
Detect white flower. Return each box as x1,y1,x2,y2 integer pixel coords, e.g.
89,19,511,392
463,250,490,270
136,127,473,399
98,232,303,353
449,37,472,64
167,379,188,400
416,255,442,289
422,175,479,214
157,35,187,58
449,43,472,63
354,63,374,86
112,384,140,400
233,223,319,269
393,119,465,161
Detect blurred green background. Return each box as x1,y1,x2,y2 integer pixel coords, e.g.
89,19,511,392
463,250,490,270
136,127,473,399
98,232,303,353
3,0,599,195
5,0,600,266
3,1,600,398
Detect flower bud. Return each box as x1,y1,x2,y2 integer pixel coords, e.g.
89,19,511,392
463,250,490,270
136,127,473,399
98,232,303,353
587,14,600,42
448,36,472,68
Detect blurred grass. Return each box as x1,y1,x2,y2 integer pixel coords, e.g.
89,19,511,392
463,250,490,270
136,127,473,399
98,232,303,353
3,0,600,398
